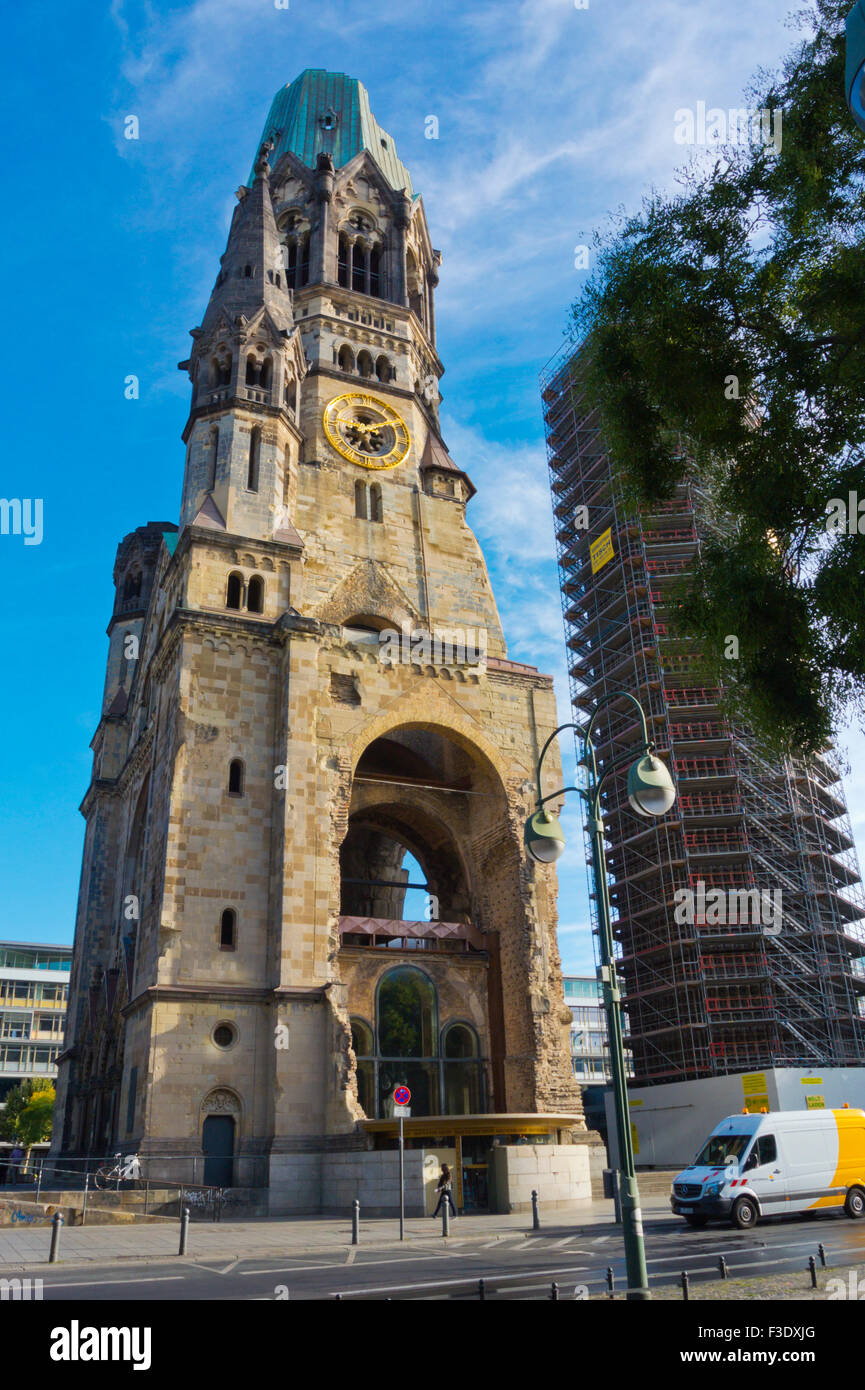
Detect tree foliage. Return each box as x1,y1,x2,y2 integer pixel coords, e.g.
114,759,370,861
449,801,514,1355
573,0,865,753
0,1078,53,1141
17,1090,55,1147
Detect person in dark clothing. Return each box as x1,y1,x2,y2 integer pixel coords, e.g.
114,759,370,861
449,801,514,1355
7,1145,24,1184
432,1163,456,1218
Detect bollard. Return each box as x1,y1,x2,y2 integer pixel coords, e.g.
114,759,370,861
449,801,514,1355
718,1256,728,1280
48,1211,63,1264
681,1271,690,1301
351,1199,360,1246
478,1279,485,1301
818,1243,827,1269
809,1255,817,1289
606,1266,615,1299
81,1173,89,1228
551,1282,559,1301
179,1206,190,1256
35,1159,42,1204
441,1195,450,1238
531,1189,540,1231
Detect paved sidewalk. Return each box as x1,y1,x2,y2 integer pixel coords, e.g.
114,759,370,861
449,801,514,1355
0,1194,673,1268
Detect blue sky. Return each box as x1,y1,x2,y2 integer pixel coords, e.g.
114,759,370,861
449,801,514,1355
2,0,864,977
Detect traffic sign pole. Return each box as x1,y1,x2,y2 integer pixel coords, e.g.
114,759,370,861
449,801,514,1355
392,1086,411,1241
399,1112,405,1241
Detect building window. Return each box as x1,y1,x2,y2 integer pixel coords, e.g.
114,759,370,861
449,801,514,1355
284,376,297,412
213,1022,237,1048
226,572,243,609
375,355,391,383
337,234,349,289
357,349,374,379
369,482,383,523
228,759,244,796
338,343,355,373
442,1023,481,1115
219,909,237,950
350,1017,375,1117
375,966,439,1117
247,426,261,492
122,571,142,601
355,480,368,519
286,237,309,290
247,575,264,613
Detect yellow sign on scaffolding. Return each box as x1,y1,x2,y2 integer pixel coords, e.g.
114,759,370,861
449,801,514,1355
590,527,614,574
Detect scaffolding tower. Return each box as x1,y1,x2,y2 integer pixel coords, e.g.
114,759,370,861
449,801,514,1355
541,342,865,1086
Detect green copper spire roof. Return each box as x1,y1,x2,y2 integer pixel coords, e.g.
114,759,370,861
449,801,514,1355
250,69,415,196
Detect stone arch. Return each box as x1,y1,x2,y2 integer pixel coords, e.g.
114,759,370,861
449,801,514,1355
200,1087,242,1122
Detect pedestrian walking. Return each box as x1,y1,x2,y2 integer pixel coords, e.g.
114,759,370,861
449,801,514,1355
8,1144,24,1185
431,1163,456,1219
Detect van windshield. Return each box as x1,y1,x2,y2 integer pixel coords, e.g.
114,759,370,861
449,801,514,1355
692,1134,752,1167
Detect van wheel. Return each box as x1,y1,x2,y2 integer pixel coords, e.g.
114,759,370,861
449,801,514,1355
845,1187,865,1219
732,1196,759,1229
684,1214,708,1228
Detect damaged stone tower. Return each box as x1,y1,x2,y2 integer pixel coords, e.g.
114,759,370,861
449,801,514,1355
54,70,588,1212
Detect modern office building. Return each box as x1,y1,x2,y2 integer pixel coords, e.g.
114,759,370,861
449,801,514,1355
542,344,865,1088
0,941,71,1103
53,71,591,1214
563,975,609,1083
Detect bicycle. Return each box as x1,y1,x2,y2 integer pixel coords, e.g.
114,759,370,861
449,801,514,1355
94,1152,142,1190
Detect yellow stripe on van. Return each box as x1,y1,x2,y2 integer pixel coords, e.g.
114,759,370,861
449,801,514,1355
809,1110,865,1210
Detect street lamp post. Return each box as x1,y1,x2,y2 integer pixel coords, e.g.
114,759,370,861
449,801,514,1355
524,690,676,1302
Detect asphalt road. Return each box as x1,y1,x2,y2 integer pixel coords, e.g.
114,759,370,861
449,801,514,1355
23,1209,865,1300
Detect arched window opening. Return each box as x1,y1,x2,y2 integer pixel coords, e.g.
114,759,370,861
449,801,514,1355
219,909,237,950
337,234,349,289
245,356,258,386
369,245,381,297
378,967,436,1058
375,355,391,383
226,572,243,610
122,570,142,602
369,482,383,523
284,375,297,412
354,480,368,519
357,349,374,379
407,252,425,325
212,354,232,388
352,243,366,294
228,759,244,797
247,575,264,613
337,343,355,374
285,238,309,291
373,967,439,1117
247,426,261,492
350,1017,375,1117
207,426,219,490
244,264,253,278
442,1023,481,1115
259,357,272,390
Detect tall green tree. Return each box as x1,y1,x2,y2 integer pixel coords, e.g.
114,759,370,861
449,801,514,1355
574,0,865,753
17,1089,55,1147
0,1078,50,1141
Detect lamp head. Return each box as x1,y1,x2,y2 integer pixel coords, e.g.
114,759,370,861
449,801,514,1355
524,807,566,863
847,0,865,131
627,753,676,817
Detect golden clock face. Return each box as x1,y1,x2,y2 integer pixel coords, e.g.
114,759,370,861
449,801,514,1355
323,392,411,471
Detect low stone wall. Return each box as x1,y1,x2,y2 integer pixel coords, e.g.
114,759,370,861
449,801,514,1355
268,1151,427,1216
488,1144,592,1213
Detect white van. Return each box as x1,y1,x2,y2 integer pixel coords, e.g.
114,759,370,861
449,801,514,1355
670,1108,865,1229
